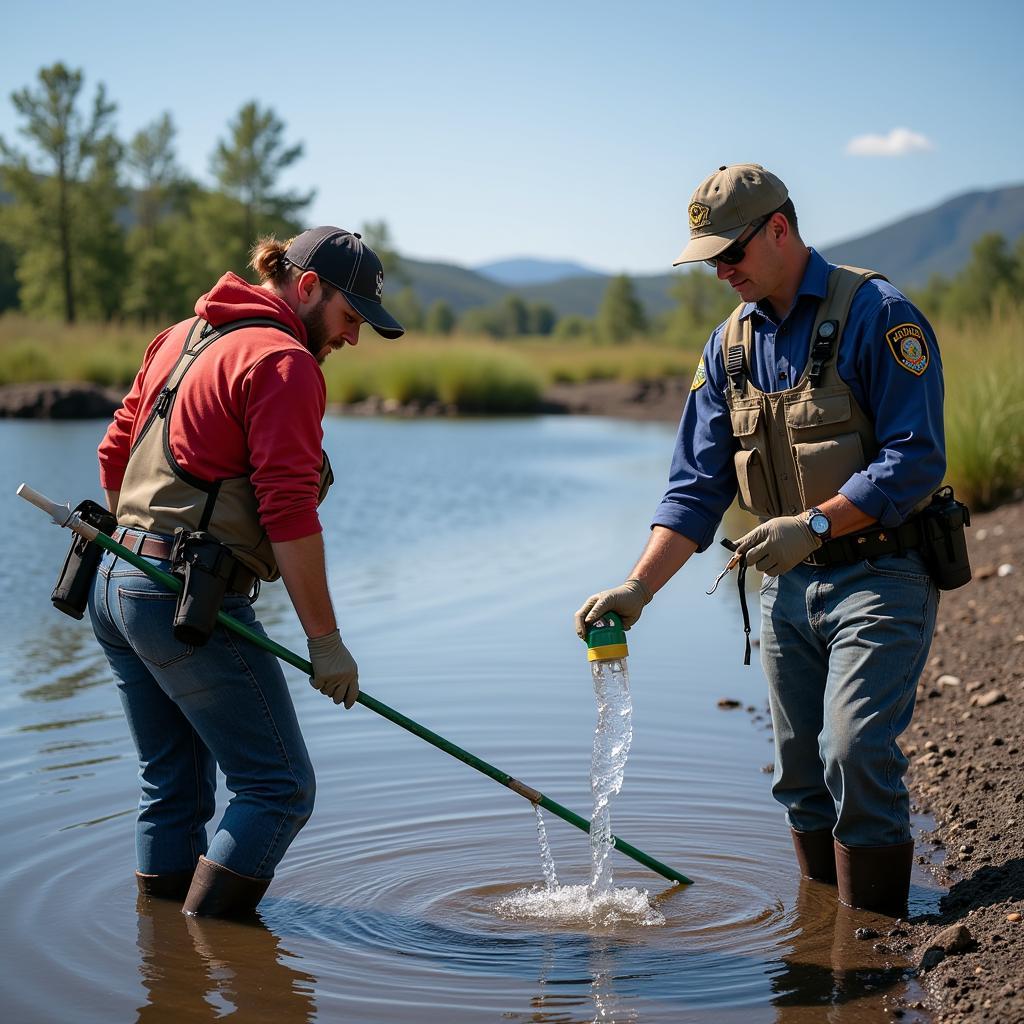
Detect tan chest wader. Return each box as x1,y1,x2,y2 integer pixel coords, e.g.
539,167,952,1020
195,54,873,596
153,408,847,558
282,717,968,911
117,317,334,583
723,266,883,521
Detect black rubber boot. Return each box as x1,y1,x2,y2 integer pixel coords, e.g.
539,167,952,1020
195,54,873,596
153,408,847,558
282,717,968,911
136,869,196,901
791,828,837,884
835,839,914,916
181,856,271,919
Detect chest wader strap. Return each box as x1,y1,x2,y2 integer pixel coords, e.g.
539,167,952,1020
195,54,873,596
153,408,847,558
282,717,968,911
145,316,301,530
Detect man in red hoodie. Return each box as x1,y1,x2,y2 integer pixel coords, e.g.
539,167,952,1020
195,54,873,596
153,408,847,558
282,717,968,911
90,227,404,917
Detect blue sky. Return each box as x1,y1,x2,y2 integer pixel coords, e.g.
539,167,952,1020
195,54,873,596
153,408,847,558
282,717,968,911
3,0,1022,274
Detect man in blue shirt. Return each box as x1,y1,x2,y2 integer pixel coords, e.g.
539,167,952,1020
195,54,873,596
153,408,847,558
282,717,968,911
575,164,944,915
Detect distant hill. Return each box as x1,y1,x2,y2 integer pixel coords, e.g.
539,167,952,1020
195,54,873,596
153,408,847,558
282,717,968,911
475,257,603,286
821,184,1024,289
399,184,1024,319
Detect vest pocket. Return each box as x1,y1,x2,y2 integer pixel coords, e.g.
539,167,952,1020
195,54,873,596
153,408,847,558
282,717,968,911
734,448,774,515
792,433,865,508
785,392,851,429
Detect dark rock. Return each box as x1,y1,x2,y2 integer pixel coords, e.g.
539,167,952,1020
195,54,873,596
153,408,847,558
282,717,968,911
856,927,880,940
0,381,122,419
717,698,742,709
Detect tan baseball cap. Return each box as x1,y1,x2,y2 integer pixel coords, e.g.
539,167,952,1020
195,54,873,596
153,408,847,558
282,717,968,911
673,164,789,265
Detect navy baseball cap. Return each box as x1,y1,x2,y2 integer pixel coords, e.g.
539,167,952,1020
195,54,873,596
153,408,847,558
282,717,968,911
284,227,405,339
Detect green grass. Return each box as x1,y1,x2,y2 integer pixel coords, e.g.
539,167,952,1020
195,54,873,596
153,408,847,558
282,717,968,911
940,306,1024,510
1,309,1022,510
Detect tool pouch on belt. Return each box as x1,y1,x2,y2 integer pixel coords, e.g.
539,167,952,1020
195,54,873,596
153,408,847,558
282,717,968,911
169,529,237,646
51,500,118,620
919,486,972,590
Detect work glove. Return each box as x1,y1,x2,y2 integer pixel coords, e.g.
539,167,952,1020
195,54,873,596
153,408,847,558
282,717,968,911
734,515,821,577
306,629,359,709
574,578,652,640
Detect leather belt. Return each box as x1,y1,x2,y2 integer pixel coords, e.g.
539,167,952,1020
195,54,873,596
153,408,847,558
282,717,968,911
113,528,257,595
804,516,925,567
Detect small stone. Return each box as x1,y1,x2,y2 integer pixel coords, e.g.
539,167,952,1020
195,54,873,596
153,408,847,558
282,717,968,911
991,736,1004,746
925,740,939,751
717,698,742,709
966,680,985,693
936,674,961,688
932,923,975,954
959,844,974,854
1008,912,1022,923
855,927,880,940
920,948,945,970
963,819,978,830
997,563,1014,576
971,689,1007,708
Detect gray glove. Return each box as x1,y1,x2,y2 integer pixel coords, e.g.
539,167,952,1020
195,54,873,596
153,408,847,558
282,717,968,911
574,578,652,640
306,629,359,709
735,515,821,577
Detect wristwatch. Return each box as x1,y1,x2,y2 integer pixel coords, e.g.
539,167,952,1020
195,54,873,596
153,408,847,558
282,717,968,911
806,507,832,541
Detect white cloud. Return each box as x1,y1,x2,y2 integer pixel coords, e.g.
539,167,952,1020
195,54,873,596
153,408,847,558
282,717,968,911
845,128,935,157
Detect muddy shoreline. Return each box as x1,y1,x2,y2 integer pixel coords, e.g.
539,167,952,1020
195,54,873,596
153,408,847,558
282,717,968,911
887,499,1024,1022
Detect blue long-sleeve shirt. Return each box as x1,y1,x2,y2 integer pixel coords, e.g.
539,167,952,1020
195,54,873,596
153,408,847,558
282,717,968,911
652,248,946,551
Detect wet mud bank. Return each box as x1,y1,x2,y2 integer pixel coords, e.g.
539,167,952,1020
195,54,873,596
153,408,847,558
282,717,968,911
888,498,1024,1022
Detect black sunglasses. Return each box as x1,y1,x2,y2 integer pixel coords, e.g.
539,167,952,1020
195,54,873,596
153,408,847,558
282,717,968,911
704,212,773,268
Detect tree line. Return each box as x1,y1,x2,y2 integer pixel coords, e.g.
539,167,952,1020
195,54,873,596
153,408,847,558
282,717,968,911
6,63,1011,344
0,62,740,345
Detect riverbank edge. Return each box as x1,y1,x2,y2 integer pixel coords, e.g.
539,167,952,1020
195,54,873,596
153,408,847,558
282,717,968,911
0,376,691,422
883,498,1024,1023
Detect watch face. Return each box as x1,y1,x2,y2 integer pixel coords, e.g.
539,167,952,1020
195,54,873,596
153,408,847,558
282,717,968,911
809,512,830,536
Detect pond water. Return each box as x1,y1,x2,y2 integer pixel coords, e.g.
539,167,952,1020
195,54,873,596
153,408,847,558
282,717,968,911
0,415,940,1022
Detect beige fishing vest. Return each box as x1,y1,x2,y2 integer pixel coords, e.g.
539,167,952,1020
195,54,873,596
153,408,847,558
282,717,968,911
117,317,333,581
723,266,882,520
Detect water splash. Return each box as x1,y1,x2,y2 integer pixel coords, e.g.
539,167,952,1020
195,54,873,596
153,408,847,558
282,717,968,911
495,655,663,928
534,804,559,890
588,657,632,897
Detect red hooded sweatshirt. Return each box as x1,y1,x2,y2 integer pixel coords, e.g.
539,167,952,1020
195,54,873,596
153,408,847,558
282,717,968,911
98,273,326,542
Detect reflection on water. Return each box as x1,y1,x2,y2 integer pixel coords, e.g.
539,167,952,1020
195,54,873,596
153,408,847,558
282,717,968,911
0,417,942,1023
135,899,317,1024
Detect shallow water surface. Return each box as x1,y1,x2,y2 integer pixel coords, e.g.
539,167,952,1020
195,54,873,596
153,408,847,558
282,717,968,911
1,416,940,1022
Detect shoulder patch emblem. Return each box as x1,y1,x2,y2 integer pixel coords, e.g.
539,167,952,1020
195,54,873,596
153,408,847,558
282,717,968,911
885,322,930,376
690,356,707,391
688,202,711,230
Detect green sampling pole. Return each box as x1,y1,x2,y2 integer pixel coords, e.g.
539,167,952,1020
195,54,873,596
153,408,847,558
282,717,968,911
17,483,693,887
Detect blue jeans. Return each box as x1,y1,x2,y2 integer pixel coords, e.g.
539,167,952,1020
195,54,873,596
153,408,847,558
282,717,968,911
88,539,315,880
759,551,937,847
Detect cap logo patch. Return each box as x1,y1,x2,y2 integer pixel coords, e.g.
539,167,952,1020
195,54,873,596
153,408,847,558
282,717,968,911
690,355,707,391
885,322,929,376
375,270,384,298
689,202,711,231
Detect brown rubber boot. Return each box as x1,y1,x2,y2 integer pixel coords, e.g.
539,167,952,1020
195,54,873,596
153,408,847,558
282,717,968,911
181,856,271,919
790,828,837,884
835,839,914,916
136,869,196,901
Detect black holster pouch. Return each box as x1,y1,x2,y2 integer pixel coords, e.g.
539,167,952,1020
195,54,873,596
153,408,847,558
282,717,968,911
919,486,972,590
51,500,118,620
169,529,237,646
